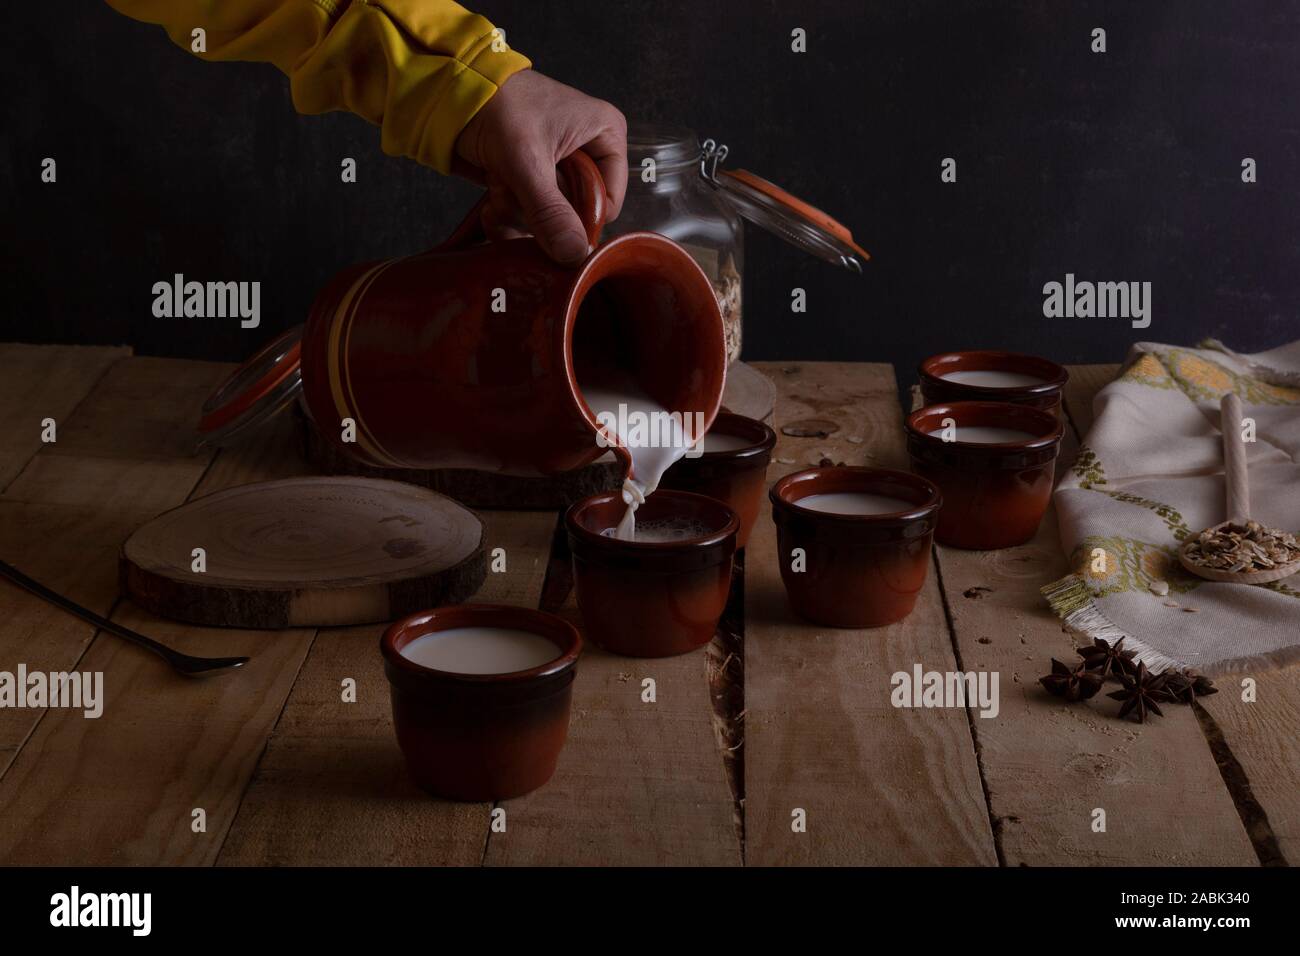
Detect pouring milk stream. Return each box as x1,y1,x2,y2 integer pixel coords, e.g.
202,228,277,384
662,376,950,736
581,384,702,540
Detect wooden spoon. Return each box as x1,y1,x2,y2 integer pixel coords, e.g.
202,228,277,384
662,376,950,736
1178,392,1300,584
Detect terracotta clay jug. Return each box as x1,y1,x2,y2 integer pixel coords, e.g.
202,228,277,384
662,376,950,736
200,151,727,477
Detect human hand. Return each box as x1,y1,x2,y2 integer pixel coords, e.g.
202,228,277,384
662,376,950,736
454,69,627,264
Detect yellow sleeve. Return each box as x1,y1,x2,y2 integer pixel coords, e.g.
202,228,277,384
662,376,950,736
105,0,532,174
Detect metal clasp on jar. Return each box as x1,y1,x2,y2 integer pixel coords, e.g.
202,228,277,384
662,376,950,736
700,139,730,187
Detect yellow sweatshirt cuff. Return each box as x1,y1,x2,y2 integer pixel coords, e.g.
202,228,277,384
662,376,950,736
411,49,531,173
357,0,532,173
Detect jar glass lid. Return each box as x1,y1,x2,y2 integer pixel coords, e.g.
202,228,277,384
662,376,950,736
198,324,304,447
701,139,869,274
625,125,870,269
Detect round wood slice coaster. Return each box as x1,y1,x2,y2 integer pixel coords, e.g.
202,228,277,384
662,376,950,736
293,362,773,510
121,477,487,628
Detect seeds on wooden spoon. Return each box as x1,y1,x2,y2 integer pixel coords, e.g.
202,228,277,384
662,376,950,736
1181,520,1300,573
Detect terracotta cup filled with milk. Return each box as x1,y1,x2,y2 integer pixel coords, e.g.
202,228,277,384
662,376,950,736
918,350,1068,415
380,604,581,801
905,401,1064,550
565,490,738,657
660,413,777,548
769,467,942,628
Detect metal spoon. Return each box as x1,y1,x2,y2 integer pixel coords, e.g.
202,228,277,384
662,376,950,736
1178,393,1300,585
0,559,249,676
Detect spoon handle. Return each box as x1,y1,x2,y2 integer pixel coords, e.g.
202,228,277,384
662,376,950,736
1221,392,1249,524
0,559,247,675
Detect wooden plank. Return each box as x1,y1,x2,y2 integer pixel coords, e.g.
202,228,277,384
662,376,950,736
216,510,556,866
41,356,224,462
0,375,324,865
1197,675,1300,865
0,356,224,785
743,362,997,866
938,513,1255,865
5,455,211,514
0,346,142,758
1063,363,1297,864
0,343,130,491
0,600,314,865
192,411,313,495
0,501,153,771
483,579,742,866
929,367,1256,865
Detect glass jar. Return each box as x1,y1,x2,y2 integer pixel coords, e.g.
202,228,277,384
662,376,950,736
606,123,871,365
606,124,746,362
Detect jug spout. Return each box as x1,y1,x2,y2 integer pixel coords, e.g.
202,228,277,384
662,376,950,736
567,231,728,472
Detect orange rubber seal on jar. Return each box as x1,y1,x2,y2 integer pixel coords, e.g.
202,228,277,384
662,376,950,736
197,339,302,435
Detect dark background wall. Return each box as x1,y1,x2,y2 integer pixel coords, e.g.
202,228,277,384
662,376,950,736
3,0,1299,379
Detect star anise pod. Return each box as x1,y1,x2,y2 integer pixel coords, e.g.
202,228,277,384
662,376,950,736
1076,637,1137,680
1160,669,1218,704
1157,671,1193,703
1039,658,1104,701
1107,662,1168,722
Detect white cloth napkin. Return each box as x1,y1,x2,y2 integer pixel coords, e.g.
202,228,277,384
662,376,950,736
1043,339,1300,673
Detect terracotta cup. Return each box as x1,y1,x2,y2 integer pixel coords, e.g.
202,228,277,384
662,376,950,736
660,413,776,548
769,467,942,628
380,604,581,802
905,401,1064,550
918,350,1069,415
205,151,727,476
565,490,738,657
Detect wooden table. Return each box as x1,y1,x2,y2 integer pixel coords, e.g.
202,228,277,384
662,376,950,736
0,345,1294,866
